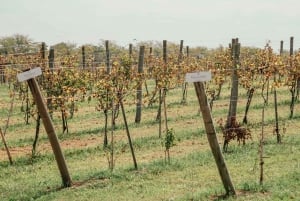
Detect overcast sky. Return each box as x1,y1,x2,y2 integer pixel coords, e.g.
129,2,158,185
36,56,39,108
0,0,299,49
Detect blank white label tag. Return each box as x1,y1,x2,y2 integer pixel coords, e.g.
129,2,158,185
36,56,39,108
185,71,212,82
17,67,42,82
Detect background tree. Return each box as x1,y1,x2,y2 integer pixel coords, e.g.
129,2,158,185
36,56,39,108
51,42,77,56
0,34,38,54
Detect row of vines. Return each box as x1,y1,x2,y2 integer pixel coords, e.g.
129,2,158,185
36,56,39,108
0,38,299,173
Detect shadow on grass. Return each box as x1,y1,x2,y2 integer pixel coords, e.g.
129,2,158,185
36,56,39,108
30,171,111,200
210,189,269,201
29,185,66,200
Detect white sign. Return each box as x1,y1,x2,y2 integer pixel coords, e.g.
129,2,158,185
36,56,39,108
185,71,212,83
17,67,42,82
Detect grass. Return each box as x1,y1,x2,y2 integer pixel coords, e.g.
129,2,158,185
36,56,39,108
0,81,300,201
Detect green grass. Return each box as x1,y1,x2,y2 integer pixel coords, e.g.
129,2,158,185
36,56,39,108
0,81,300,201
2,137,298,200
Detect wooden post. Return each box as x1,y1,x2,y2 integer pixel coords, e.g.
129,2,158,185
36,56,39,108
193,81,236,196
157,40,167,137
163,40,167,63
105,40,110,73
0,128,13,165
290,37,300,101
186,46,189,58
289,36,296,118
28,77,72,187
149,47,153,55
18,68,72,187
260,92,266,185
93,49,101,72
135,46,145,123
179,40,187,104
103,40,111,147
274,41,283,143
227,38,240,127
280,40,284,56
47,47,54,119
162,40,170,133
290,36,294,56
40,42,46,60
178,40,184,62
48,47,54,72
274,82,280,143
129,43,133,57
82,46,86,69
230,38,235,58
120,96,138,170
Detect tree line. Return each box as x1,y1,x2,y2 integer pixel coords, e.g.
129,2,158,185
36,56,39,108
0,34,248,58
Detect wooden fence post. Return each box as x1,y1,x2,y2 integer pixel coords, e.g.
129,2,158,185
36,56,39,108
274,41,283,143
103,40,111,147
163,40,167,63
178,40,184,62
186,45,189,58
48,47,54,72
93,48,101,73
105,40,111,74
157,40,167,137
82,46,86,69
289,36,296,118
135,46,145,123
129,43,133,58
280,40,283,56
226,38,240,127
40,42,46,60
290,36,294,56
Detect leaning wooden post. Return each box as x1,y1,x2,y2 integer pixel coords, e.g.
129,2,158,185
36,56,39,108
0,128,13,165
186,71,236,196
17,68,72,188
119,95,138,170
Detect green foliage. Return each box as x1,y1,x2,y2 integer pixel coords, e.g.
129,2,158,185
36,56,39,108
0,34,35,54
165,128,175,151
51,42,77,55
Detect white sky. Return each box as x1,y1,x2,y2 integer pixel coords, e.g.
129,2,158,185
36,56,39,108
0,0,299,49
